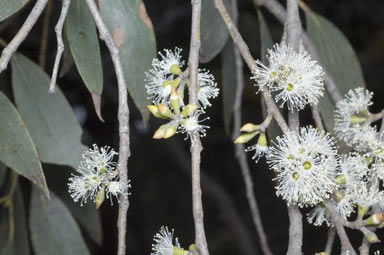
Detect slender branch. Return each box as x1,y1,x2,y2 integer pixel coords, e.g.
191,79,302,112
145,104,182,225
39,0,53,69
0,0,49,73
188,1,209,254
311,105,325,131
229,1,272,254
48,0,71,93
325,227,336,254
84,1,131,255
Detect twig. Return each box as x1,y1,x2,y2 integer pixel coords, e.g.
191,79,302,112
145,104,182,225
188,1,209,254
84,1,131,255
230,1,272,254
311,105,325,131
0,0,49,73
325,227,336,254
213,0,289,134
39,0,53,69
48,0,71,93
253,0,343,103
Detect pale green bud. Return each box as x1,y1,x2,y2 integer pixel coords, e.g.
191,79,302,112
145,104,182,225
363,213,383,226
358,205,369,218
162,78,181,90
157,103,173,119
148,105,167,119
234,132,258,144
181,104,198,117
96,188,105,209
334,174,346,184
170,64,182,75
257,133,267,146
240,123,259,133
350,115,366,125
153,124,168,139
364,231,380,243
170,89,180,114
164,125,178,139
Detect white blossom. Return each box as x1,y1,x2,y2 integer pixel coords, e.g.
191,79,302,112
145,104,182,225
145,71,173,104
267,126,338,207
178,110,209,143
307,205,332,226
152,48,185,74
151,226,182,255
251,43,324,111
197,69,219,109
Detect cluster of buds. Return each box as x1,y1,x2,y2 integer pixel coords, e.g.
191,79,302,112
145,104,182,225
235,123,268,162
145,48,218,143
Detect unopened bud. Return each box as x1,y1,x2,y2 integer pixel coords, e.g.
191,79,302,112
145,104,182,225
334,174,346,184
164,125,178,139
181,104,197,117
170,64,182,75
153,124,168,139
170,89,180,114
315,252,328,255
363,213,384,226
365,231,380,243
162,78,181,90
358,205,369,218
96,188,105,209
350,115,366,125
240,123,259,133
173,246,188,255
234,132,258,144
157,103,173,119
148,105,166,119
188,244,196,251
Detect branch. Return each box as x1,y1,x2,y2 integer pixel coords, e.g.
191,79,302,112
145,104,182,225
325,227,336,254
48,0,71,93
311,105,325,131
84,1,131,255
0,0,49,73
188,1,209,254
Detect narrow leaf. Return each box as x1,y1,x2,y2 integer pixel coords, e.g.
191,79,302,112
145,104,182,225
0,91,48,196
99,0,156,122
29,187,90,255
11,54,87,170
200,0,230,63
0,0,29,22
306,12,365,131
66,0,104,121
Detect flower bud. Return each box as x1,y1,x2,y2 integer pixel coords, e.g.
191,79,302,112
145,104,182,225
170,64,182,75
358,205,369,218
364,231,380,243
188,244,196,251
148,105,166,119
153,124,168,139
240,123,259,133
234,132,258,144
164,125,178,139
181,104,197,117
96,188,105,209
363,213,384,226
173,246,188,255
162,78,181,90
350,115,366,125
315,252,328,255
157,103,173,119
170,89,181,114
334,174,346,184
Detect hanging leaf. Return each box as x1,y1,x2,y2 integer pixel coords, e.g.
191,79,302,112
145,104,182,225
0,186,30,255
29,187,90,255
66,0,104,121
11,54,87,170
306,12,365,131
0,0,29,22
0,91,48,196
99,0,156,123
44,164,102,245
200,0,230,63
221,40,236,135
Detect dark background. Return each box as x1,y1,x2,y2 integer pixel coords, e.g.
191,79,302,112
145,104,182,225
1,0,384,254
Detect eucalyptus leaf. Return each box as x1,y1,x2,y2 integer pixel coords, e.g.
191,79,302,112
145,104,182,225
306,12,365,131
0,0,29,22
0,91,48,196
99,0,156,122
29,187,90,255
200,0,230,63
66,0,104,121
11,54,87,170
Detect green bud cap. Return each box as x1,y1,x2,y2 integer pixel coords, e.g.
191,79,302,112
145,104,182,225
334,174,346,184
181,104,198,117
240,123,259,133
148,105,167,119
170,89,181,114
157,103,173,119
358,205,369,218
164,125,178,139
96,188,105,209
234,132,258,144
363,213,384,226
364,231,380,243
170,64,182,75
257,133,267,146
173,246,188,255
153,124,168,139
350,115,366,125
188,244,196,251
162,78,181,90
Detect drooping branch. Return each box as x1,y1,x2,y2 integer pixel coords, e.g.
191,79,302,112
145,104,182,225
188,1,209,254
325,227,336,254
84,1,131,255
39,0,53,69
0,0,49,73
49,0,71,93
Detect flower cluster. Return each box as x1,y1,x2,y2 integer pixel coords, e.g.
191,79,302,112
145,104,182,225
145,48,219,143
68,144,129,207
252,43,324,111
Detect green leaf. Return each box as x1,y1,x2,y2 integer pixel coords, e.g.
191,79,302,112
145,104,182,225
306,12,365,131
0,91,48,196
66,0,104,121
0,0,29,22
44,164,102,245
29,187,90,255
11,54,87,170
99,0,156,122
200,0,230,63
221,40,236,135
0,186,30,255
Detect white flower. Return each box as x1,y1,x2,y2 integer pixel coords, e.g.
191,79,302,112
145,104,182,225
151,226,182,255
152,48,185,74
307,205,332,226
335,194,355,219
246,144,269,162
197,69,219,108
80,144,118,173
106,180,130,204
178,110,209,143
351,183,384,208
338,153,370,185
267,126,338,207
251,43,324,111
334,87,373,146
145,71,173,104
